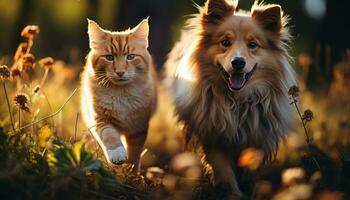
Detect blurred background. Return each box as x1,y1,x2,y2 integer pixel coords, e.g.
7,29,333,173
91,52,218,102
0,0,349,86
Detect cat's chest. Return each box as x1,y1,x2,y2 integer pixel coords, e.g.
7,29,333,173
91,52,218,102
97,91,147,114
94,86,152,124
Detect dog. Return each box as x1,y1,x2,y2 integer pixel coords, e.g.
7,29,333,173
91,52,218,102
165,0,296,197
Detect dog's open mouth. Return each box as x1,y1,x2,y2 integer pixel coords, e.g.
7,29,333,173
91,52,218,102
219,64,257,91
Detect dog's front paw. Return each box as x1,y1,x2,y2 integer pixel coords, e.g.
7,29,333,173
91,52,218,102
106,146,127,164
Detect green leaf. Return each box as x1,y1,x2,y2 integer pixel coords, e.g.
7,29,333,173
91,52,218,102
38,125,52,148
46,139,119,188
73,140,85,165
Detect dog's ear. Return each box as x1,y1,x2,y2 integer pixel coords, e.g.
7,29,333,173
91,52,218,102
252,4,282,33
202,0,236,24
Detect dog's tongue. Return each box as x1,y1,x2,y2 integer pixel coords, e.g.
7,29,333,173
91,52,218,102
229,73,246,90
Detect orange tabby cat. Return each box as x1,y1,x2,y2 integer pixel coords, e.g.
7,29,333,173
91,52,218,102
81,19,157,170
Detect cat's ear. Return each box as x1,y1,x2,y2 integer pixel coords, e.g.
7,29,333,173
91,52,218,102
87,19,107,49
131,18,149,48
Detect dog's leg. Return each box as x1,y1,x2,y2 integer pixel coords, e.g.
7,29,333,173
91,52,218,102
125,129,147,172
205,151,242,199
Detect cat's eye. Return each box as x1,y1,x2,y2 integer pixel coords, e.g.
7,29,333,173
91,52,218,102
248,41,258,49
105,55,114,61
221,39,231,48
126,54,136,61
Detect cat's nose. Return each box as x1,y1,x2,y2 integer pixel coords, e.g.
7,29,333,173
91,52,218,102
116,72,125,77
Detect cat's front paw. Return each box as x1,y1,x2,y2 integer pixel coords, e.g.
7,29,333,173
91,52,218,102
106,146,128,164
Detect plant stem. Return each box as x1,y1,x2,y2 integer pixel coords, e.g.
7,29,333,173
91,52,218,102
292,96,321,172
23,71,32,88
15,77,22,92
292,97,311,143
74,112,79,143
311,156,322,172
18,109,21,129
41,89,54,125
40,68,49,87
18,88,77,131
26,38,33,54
2,81,15,132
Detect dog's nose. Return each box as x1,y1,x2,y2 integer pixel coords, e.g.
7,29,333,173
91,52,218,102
231,57,246,70
116,72,125,77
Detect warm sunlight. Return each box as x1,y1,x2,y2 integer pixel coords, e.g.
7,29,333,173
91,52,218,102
0,0,349,199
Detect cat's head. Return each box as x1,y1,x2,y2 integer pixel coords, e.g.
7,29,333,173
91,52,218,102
87,18,150,86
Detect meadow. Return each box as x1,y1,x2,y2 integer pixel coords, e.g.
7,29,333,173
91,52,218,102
0,23,349,200
1,0,350,199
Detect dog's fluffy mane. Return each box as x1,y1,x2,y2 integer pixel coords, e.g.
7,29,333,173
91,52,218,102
165,0,296,160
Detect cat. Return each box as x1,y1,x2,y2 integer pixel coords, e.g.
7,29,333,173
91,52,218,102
81,18,157,170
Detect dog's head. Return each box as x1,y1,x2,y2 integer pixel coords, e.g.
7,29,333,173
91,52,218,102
196,0,292,92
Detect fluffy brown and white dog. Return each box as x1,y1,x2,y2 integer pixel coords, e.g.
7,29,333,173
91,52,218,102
165,0,296,197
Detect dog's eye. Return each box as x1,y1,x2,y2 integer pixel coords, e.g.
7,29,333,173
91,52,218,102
105,55,114,61
126,54,136,61
248,41,258,49
221,39,231,48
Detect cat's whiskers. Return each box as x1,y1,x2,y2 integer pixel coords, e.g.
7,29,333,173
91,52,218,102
102,78,111,88
94,71,111,88
95,75,107,86
99,77,110,87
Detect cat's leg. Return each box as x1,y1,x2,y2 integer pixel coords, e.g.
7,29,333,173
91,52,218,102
125,130,147,172
97,124,127,164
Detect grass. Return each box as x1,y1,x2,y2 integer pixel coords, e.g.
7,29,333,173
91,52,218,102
0,25,349,200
